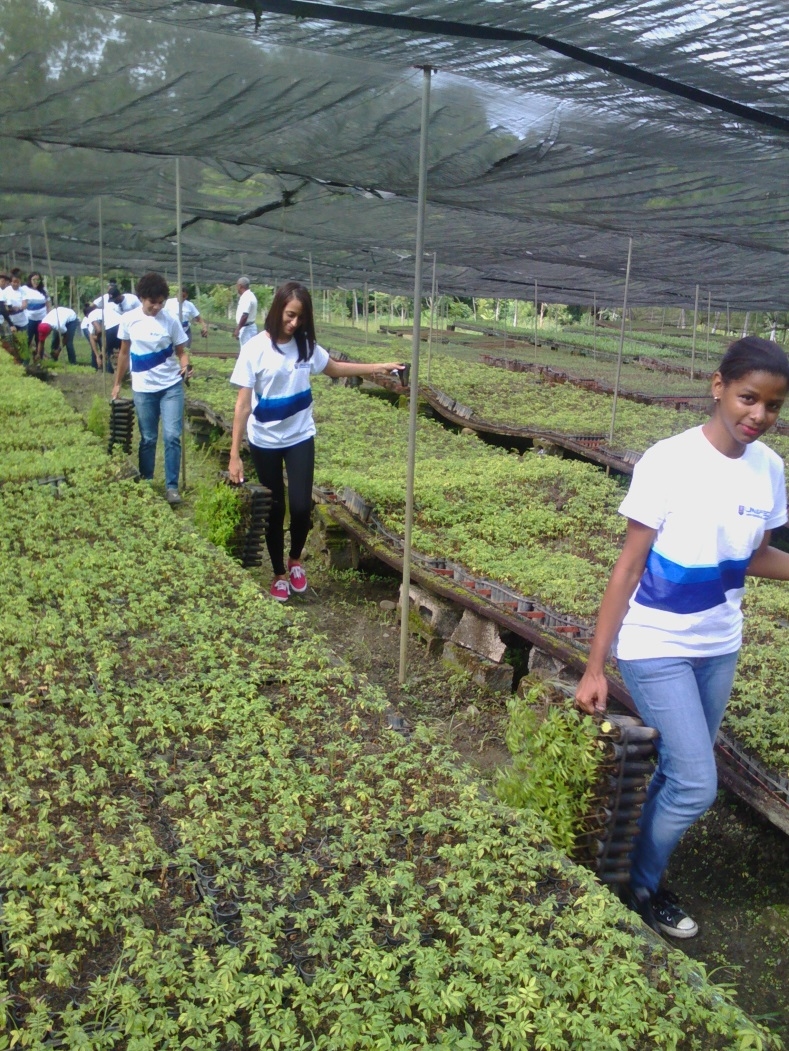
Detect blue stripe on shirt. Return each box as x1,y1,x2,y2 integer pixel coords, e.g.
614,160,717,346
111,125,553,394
131,344,174,372
634,548,753,614
253,387,312,423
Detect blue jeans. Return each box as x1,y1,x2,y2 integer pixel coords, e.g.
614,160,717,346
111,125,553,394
133,381,184,489
618,651,739,894
52,320,79,364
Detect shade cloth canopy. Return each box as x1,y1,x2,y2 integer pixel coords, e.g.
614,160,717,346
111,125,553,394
1,0,788,308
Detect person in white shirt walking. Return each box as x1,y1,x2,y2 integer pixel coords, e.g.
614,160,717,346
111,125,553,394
165,287,208,347
228,281,402,600
233,276,257,348
576,336,789,940
111,272,190,505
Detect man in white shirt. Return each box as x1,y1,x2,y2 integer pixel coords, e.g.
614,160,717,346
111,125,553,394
233,276,257,347
165,287,208,347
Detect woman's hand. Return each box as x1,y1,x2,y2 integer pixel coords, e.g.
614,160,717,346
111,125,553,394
110,381,121,400
575,668,609,715
228,453,245,484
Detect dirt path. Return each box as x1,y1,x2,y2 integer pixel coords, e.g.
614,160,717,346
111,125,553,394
53,366,789,1043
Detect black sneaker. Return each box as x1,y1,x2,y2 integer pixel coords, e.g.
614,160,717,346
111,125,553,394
628,885,698,939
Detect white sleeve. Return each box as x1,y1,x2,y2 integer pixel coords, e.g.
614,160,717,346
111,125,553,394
168,314,188,346
310,343,330,374
229,343,257,388
617,445,669,530
767,456,788,530
117,316,131,341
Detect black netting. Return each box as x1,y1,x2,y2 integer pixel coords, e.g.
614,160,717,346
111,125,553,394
2,0,788,307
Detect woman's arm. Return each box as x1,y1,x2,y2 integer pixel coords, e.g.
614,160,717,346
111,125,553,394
111,340,131,399
323,358,404,379
575,520,657,715
746,531,789,580
228,387,253,484
175,341,190,376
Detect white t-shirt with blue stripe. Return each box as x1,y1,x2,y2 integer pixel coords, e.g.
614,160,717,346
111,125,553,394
230,331,329,449
615,425,787,660
117,307,188,394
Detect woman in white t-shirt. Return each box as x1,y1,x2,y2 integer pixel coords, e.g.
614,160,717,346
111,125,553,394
576,337,789,940
22,272,50,347
228,282,402,601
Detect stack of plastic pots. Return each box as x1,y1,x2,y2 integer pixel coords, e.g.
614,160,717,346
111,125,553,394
108,398,135,455
578,713,659,886
219,473,273,568
238,484,272,568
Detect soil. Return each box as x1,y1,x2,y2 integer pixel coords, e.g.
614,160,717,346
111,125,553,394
50,365,789,1044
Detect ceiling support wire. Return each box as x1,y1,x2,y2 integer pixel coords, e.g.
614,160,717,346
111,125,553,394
608,236,633,447
399,65,432,685
176,157,187,493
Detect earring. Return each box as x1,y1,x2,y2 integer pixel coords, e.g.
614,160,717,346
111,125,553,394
714,396,720,403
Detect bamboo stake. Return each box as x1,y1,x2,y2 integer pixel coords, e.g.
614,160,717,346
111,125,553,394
533,280,538,357
427,252,437,383
705,291,711,362
690,283,699,380
175,157,186,493
99,198,106,400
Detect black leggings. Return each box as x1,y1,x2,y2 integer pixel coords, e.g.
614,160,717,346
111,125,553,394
249,437,315,576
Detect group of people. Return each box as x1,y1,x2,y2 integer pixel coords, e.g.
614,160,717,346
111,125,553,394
0,269,55,350
6,262,789,945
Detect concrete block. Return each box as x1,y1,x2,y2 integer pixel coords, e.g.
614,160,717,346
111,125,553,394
400,584,462,639
443,642,514,693
449,608,507,663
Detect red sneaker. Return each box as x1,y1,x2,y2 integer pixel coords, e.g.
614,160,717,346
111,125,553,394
270,578,290,602
288,561,308,593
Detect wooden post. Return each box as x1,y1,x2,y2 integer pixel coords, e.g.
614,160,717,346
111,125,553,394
533,280,538,356
705,291,711,362
690,283,699,380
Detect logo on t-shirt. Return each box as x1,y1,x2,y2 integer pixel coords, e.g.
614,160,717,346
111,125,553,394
738,505,771,520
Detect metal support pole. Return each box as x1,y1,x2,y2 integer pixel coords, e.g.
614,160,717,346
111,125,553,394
399,66,432,684
690,283,699,380
608,237,633,445
175,158,186,492
427,251,437,383
41,220,58,367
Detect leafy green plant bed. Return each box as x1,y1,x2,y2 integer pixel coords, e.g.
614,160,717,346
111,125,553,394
184,373,789,788
0,350,778,1049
